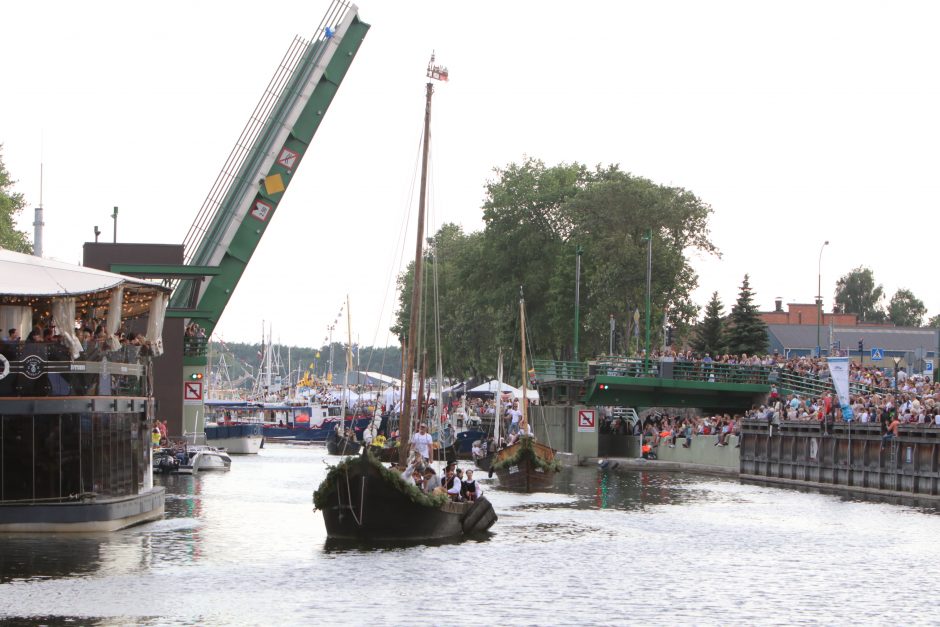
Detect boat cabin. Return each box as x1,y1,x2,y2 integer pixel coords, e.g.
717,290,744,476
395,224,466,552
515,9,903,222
0,250,169,530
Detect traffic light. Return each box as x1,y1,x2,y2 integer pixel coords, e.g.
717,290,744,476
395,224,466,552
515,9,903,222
189,372,204,380
666,327,674,346
858,340,864,354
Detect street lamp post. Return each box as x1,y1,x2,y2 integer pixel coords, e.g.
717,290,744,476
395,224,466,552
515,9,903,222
573,245,582,361
816,240,829,357
643,228,652,374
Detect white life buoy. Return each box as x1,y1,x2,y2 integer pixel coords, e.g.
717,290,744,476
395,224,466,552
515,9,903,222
0,354,9,380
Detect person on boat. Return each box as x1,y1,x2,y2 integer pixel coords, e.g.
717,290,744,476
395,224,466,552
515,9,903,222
410,423,433,463
471,440,484,460
400,455,422,486
151,426,162,448
461,469,480,501
507,400,522,435
445,467,462,501
422,467,441,494
507,422,534,446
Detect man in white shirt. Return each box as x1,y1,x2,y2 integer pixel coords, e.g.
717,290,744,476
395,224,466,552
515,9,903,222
507,400,522,435
410,423,433,462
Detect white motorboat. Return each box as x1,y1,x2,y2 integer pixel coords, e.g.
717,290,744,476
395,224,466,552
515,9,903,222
187,445,233,472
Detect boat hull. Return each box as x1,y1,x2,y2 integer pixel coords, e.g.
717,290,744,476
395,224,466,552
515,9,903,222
493,439,557,492
0,487,165,533
263,416,372,441
318,455,497,542
326,435,362,456
205,424,263,454
191,449,232,472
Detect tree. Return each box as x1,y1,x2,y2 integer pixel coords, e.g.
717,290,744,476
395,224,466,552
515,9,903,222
724,275,768,355
0,146,32,254
391,158,719,379
929,314,940,328
834,266,885,323
692,291,725,356
887,288,926,327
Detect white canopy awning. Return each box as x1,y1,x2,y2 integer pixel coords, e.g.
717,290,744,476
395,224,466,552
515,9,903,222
0,249,167,298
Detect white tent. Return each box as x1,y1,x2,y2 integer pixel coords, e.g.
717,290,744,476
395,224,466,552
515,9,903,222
382,386,401,407
467,380,538,401
467,380,518,395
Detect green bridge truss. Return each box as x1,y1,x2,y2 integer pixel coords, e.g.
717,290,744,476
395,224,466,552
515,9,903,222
534,358,892,411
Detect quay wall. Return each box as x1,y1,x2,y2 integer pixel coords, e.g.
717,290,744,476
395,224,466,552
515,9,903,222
541,403,940,501
740,420,940,499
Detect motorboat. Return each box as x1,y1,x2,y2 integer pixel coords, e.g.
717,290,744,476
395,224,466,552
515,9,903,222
153,444,232,474
186,445,233,472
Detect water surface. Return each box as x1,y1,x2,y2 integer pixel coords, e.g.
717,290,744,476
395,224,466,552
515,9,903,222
1,445,937,625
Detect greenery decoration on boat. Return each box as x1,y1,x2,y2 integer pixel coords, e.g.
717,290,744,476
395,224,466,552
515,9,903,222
492,437,562,473
313,449,448,511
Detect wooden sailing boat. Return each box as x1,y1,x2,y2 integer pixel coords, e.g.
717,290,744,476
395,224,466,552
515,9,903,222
315,55,497,542
492,293,560,492
326,295,362,456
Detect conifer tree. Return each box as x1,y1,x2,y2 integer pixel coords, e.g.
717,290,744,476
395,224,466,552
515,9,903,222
725,275,768,355
692,291,725,355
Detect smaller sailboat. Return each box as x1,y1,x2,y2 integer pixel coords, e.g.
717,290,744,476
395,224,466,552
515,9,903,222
492,293,560,491
326,295,362,456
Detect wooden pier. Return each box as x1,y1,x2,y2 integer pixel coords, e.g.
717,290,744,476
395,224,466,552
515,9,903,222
740,420,940,499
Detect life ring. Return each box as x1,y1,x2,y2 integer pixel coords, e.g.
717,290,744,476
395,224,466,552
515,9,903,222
0,354,8,380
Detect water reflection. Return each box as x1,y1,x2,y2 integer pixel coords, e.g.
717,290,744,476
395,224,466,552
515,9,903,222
0,534,103,583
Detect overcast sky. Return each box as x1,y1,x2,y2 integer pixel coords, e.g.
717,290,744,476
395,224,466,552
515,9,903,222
2,0,938,349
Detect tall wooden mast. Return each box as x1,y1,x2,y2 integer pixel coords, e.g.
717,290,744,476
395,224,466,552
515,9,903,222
520,290,529,433
400,54,448,466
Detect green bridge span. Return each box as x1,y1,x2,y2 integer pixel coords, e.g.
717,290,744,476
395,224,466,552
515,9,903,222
534,358,888,412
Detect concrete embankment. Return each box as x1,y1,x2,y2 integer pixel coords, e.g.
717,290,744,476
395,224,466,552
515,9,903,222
586,434,741,477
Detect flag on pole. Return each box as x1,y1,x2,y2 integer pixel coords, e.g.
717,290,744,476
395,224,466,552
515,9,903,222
827,356,854,420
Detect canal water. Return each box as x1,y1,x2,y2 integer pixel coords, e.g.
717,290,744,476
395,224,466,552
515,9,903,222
1,444,938,626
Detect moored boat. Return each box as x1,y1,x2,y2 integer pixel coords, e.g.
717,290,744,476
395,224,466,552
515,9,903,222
205,421,264,454
0,250,169,532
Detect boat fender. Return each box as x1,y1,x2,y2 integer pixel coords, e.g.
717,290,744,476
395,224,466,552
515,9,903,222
461,499,488,533
0,354,8,380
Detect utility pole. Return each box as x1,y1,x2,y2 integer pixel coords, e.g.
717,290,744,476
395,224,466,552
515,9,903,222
573,245,582,361
111,206,119,243
643,228,652,374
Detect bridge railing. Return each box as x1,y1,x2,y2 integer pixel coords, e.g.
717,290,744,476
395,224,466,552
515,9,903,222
532,359,589,382
535,357,900,401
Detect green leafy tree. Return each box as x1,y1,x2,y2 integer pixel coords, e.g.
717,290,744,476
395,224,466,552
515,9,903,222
392,158,718,380
692,291,725,356
929,314,940,328
834,266,886,323
0,146,32,253
725,275,768,355
887,288,926,327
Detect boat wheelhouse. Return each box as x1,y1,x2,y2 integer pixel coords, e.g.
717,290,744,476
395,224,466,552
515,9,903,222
0,250,170,532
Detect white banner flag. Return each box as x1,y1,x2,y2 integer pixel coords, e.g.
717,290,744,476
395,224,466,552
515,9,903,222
827,356,854,420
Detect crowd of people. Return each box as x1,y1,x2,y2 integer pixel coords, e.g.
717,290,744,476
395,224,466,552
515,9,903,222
394,444,483,502
598,351,940,456
3,322,153,358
